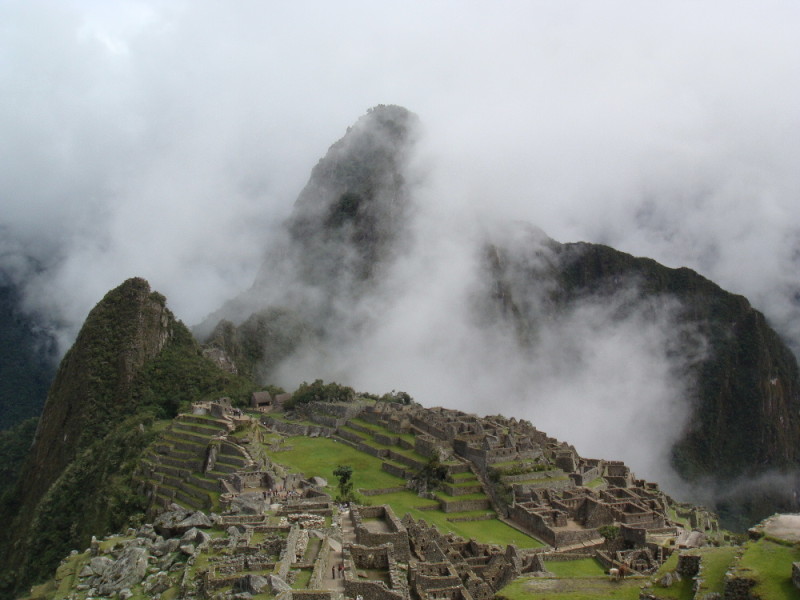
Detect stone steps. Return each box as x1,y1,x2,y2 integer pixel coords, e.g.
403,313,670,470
172,420,228,437
189,473,223,492
166,427,215,447
179,414,231,429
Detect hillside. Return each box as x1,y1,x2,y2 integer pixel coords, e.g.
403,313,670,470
0,278,257,598
21,395,800,600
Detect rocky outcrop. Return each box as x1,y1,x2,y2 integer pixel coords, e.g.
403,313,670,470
21,278,174,506
483,233,800,522
199,105,420,376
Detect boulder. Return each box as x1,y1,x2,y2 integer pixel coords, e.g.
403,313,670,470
231,493,267,515
236,574,270,595
96,546,149,596
311,476,328,488
174,511,213,533
153,507,191,537
179,543,196,556
227,525,242,539
90,556,113,576
269,574,292,593
144,571,173,595
78,565,94,578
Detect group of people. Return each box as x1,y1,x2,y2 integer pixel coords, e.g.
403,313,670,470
331,563,345,578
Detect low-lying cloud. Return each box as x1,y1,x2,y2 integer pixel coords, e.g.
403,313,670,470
2,1,800,499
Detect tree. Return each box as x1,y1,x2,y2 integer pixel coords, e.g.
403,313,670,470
380,390,413,405
287,380,356,408
333,465,354,502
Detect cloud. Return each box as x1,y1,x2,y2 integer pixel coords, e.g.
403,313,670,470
2,0,800,493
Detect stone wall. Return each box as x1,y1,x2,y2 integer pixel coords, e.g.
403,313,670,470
358,442,390,459
723,574,757,599
676,553,700,577
337,428,364,445
360,487,407,497
352,505,411,562
293,591,336,600
303,401,365,420
381,462,408,479
441,482,484,497
374,432,399,446
308,536,334,590
439,497,491,514
261,417,334,438
415,434,449,460
344,544,406,600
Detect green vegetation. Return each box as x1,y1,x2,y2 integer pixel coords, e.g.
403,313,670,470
694,546,737,597
0,277,56,431
271,436,403,490
598,525,620,543
739,538,800,599
133,320,258,417
379,390,413,405
0,417,38,498
7,414,161,590
333,464,355,502
204,308,312,381
545,558,606,578
0,279,264,598
286,379,356,408
496,574,641,600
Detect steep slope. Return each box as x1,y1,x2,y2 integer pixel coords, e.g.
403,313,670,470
283,103,418,290
0,278,256,596
482,232,800,524
200,105,419,378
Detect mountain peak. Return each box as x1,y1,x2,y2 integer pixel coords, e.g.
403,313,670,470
284,105,419,286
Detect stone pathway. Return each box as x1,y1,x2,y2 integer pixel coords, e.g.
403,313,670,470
323,508,357,592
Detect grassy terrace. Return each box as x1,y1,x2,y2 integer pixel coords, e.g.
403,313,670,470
265,435,543,549
739,538,800,599
648,551,694,600
694,546,737,598
546,558,606,578
498,573,642,599
271,436,407,490
364,489,541,548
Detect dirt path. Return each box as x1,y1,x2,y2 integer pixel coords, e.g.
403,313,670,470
323,508,357,591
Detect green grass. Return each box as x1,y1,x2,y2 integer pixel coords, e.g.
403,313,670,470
267,436,543,549
364,489,542,548
738,538,800,599
647,550,696,600
291,568,313,589
349,418,385,432
435,490,488,502
268,436,405,490
545,558,607,578
694,546,737,596
497,575,642,600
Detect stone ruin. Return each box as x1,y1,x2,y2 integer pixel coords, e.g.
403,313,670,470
123,395,724,599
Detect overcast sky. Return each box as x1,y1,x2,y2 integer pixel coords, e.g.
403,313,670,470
2,2,800,483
